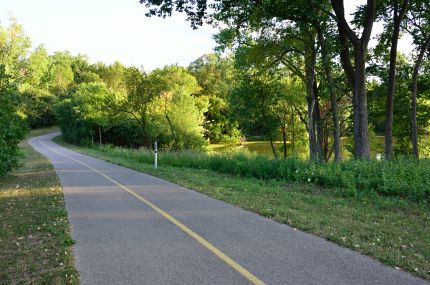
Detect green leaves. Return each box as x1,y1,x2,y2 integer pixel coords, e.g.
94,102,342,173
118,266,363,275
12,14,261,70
0,65,27,176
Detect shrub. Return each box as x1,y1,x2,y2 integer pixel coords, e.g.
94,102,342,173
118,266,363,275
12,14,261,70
0,85,27,176
91,143,430,203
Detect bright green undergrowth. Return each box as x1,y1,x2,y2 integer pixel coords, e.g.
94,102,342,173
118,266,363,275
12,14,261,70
63,141,429,203
55,136,430,281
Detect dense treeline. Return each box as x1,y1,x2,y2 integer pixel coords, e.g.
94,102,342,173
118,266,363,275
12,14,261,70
1,0,430,176
52,56,244,149
0,19,246,168
139,0,430,160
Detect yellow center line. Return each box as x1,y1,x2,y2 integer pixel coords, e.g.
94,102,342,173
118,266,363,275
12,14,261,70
38,138,266,285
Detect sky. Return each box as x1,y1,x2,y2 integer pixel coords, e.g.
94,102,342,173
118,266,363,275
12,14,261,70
0,0,218,70
0,0,413,70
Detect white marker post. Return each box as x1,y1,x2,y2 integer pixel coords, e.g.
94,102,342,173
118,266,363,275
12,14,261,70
154,140,158,169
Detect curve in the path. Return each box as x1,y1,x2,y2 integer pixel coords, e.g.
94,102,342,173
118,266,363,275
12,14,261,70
29,132,428,285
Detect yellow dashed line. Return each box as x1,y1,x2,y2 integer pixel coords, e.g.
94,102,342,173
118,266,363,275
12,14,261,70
39,139,266,285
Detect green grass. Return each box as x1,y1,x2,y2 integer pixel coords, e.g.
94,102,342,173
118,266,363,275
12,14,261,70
0,127,79,285
63,141,430,202
55,136,430,281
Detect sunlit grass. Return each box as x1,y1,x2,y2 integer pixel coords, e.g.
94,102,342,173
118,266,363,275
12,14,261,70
56,136,430,281
0,127,78,285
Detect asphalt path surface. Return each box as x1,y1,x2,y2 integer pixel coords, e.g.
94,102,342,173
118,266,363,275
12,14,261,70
29,132,428,285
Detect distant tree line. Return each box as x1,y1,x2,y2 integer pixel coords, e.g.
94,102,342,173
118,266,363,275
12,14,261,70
1,1,430,175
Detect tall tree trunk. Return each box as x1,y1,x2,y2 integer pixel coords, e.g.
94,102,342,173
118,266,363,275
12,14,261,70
141,117,154,148
162,97,176,149
314,80,324,161
411,34,430,159
90,129,94,148
331,0,375,159
291,107,296,150
282,125,287,159
305,39,319,161
353,46,371,159
323,124,330,162
98,125,102,147
384,0,409,160
165,114,176,148
269,137,278,159
316,25,342,161
305,74,317,161
139,117,150,148
260,94,277,159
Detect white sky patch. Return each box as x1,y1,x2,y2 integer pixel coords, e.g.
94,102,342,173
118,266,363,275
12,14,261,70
344,0,413,54
0,0,217,70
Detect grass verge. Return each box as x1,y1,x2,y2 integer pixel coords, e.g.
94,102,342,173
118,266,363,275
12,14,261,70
0,127,79,285
55,142,430,202
54,136,430,281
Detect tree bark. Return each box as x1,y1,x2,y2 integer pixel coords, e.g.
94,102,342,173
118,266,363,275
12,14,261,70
411,34,430,159
304,35,321,161
90,129,94,148
316,25,342,161
165,113,176,147
269,137,278,159
314,81,324,161
282,125,287,159
162,95,176,149
331,0,376,159
291,106,296,150
260,93,278,159
98,125,102,147
384,0,409,160
353,45,371,159
304,42,319,161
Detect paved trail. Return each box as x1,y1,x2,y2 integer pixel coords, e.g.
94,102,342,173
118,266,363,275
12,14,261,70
29,132,428,285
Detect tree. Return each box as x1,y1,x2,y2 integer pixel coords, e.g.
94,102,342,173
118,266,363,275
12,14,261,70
0,19,29,175
316,22,342,161
138,0,349,160
18,45,56,128
230,72,280,158
70,54,102,85
188,54,242,143
95,61,127,94
48,52,74,95
377,0,410,159
212,4,328,161
74,82,115,146
230,57,307,159
0,18,31,84
0,65,27,176
367,54,429,155
106,66,154,147
330,0,376,159
148,66,206,149
22,45,50,89
405,0,430,159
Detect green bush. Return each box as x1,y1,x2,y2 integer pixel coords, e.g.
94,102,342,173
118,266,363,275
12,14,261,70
23,90,57,129
0,85,27,176
54,99,92,146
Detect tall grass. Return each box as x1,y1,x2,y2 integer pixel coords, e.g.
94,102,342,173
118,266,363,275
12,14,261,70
97,144,429,202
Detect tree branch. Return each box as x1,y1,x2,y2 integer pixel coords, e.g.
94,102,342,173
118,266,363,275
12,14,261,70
361,0,377,45
330,0,360,44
